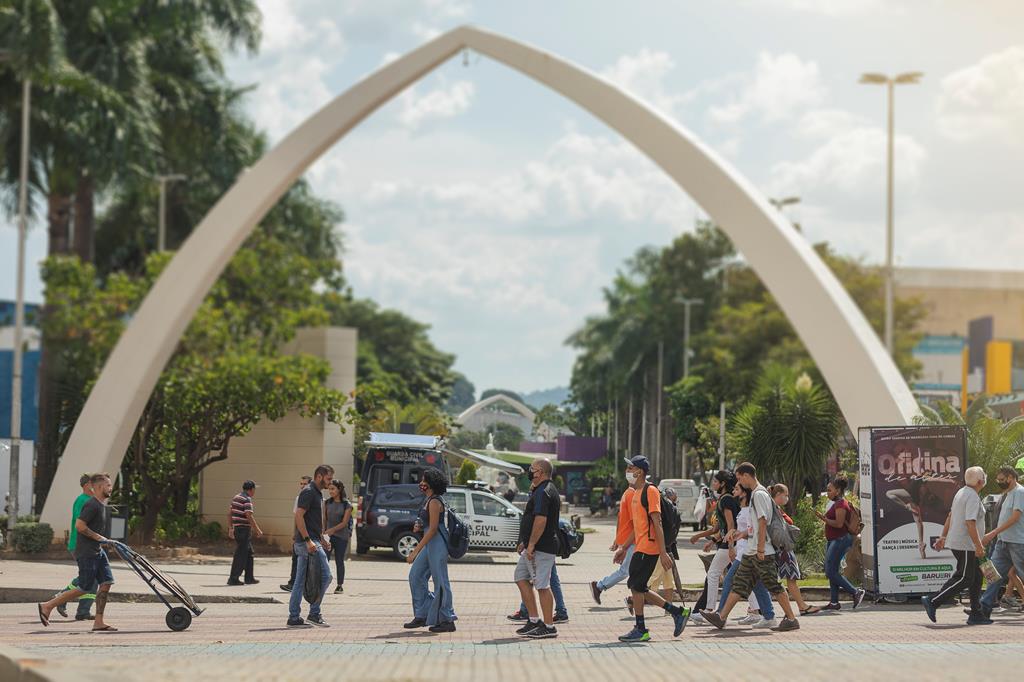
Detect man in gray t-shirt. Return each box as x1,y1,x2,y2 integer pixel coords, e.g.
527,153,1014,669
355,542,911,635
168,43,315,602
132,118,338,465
980,466,1024,613
924,466,989,624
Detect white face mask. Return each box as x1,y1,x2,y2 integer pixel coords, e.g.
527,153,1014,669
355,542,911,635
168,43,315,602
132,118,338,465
625,472,637,485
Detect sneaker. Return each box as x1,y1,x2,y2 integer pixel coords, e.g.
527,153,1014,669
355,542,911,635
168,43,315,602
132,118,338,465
689,613,711,626
516,621,543,636
672,607,690,637
553,613,569,624
403,617,427,629
852,588,865,609
922,595,937,623
525,624,558,639
226,579,244,586
625,596,634,616
699,610,726,629
617,626,651,642
244,579,260,585
734,609,759,621
751,617,778,629
286,617,309,628
775,617,800,632
307,614,329,627
821,602,842,611
334,586,344,594
506,611,529,622
737,614,761,625
75,614,96,621
429,621,456,633
280,583,293,592
590,581,602,605
966,614,994,625
1000,596,1021,609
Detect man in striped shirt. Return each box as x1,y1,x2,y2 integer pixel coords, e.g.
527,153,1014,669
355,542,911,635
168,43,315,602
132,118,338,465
227,481,263,586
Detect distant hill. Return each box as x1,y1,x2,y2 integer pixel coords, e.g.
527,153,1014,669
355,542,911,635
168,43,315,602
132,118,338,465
522,386,571,410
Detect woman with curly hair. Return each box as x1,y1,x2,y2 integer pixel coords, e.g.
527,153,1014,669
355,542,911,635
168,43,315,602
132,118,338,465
404,467,457,633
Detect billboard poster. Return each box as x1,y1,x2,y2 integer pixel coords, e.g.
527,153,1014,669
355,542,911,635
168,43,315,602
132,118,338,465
866,425,966,596
857,428,876,593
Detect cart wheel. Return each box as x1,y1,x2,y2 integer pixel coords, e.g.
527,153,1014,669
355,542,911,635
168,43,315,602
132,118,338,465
166,607,193,632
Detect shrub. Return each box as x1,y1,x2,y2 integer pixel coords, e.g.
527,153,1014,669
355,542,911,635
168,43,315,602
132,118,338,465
196,521,223,542
455,460,478,485
791,497,825,572
11,522,54,553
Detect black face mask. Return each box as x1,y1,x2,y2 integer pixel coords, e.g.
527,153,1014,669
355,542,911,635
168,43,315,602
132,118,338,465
998,480,1010,490
419,483,429,493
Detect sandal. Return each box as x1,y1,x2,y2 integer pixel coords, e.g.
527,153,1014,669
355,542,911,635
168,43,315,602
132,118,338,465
800,605,821,615
37,603,49,627
91,625,118,632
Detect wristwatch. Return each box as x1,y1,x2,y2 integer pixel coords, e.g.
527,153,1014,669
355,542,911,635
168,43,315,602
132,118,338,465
301,536,310,542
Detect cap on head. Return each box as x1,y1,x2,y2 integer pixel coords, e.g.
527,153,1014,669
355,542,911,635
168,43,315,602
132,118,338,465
624,455,650,474
242,480,256,491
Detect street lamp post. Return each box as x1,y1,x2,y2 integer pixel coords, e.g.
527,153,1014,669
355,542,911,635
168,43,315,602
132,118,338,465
860,71,922,357
769,196,801,232
155,174,186,251
677,297,703,378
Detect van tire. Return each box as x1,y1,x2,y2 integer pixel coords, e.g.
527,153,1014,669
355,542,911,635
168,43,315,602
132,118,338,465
392,530,420,560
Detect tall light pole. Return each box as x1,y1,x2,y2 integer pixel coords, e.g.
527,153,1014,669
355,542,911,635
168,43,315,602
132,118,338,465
2,49,30,529
860,71,922,357
677,297,703,378
769,196,801,232
155,174,186,251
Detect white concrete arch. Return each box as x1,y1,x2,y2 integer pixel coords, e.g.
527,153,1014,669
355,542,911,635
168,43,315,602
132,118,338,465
40,25,919,529
457,394,538,425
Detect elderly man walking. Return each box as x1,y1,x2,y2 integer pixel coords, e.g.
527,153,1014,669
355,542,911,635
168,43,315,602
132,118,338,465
978,466,1024,618
923,466,990,625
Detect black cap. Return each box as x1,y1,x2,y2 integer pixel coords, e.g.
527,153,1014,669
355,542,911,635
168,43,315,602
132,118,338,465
242,480,256,491
623,455,650,474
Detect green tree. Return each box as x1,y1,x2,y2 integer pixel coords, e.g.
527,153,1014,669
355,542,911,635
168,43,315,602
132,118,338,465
444,373,476,414
533,403,572,439
455,460,478,485
732,365,841,512
491,423,525,451
480,388,525,406
368,399,451,437
665,375,715,447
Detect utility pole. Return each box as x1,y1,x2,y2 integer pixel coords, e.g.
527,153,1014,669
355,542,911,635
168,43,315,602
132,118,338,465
718,402,726,471
656,341,664,473
155,174,186,251
678,298,704,378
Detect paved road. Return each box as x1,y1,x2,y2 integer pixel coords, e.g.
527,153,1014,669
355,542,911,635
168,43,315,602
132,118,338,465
2,516,1020,681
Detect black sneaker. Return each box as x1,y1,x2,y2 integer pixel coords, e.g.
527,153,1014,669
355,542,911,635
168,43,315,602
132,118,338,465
226,579,244,586
821,602,842,611
287,617,309,628
75,614,96,621
590,581,602,605
403,617,427,629
507,611,529,621
852,588,865,609
307,614,329,627
671,607,690,637
244,579,260,585
334,585,344,594
699,610,725,629
516,621,543,636
429,621,456,633
280,583,293,592
525,624,558,639
553,613,569,624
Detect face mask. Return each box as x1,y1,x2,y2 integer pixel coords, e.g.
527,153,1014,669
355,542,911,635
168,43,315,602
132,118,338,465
625,472,637,485
419,483,429,493
527,469,535,481
998,480,1010,490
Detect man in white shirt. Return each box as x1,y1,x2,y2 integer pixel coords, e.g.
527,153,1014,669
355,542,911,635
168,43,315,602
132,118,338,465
923,466,989,625
979,466,1024,617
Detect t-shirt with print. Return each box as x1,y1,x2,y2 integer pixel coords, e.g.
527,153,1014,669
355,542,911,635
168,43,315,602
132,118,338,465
945,485,985,552
747,485,776,556
715,494,740,549
74,497,111,560
614,488,636,547
293,484,325,543
518,480,560,554
996,483,1024,544
629,484,663,555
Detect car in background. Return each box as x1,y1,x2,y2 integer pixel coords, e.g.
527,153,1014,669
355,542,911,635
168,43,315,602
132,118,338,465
657,478,702,530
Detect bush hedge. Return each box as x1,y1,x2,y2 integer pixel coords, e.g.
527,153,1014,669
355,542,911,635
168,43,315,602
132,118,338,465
11,522,54,553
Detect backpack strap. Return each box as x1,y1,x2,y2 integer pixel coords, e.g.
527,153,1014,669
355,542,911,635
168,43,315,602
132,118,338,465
640,484,654,541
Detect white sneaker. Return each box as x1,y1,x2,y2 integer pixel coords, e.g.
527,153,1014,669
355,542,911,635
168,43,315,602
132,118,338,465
737,614,761,625
733,610,759,622
689,613,711,626
751,617,778,629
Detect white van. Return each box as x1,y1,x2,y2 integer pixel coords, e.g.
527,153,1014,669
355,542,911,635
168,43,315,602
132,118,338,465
657,478,702,530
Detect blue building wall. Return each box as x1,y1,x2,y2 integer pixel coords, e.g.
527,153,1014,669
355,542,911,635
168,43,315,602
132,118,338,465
0,349,40,440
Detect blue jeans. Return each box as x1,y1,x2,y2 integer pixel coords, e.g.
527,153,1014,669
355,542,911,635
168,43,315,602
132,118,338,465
408,532,456,625
825,534,858,603
597,544,635,591
981,540,1024,609
288,541,332,620
517,565,567,617
718,558,774,619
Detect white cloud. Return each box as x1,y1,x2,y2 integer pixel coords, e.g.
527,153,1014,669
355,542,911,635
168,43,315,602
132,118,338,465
710,52,825,125
398,79,476,129
600,49,693,120
746,0,909,15
796,108,869,138
936,45,1024,143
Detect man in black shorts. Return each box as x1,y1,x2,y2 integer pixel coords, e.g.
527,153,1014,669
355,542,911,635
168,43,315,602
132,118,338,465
37,473,117,631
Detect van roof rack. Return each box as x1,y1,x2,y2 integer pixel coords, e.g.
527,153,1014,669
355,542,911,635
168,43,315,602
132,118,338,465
366,432,445,450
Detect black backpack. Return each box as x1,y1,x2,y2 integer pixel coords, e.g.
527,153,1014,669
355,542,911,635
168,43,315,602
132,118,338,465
441,499,470,559
555,518,577,559
640,484,681,548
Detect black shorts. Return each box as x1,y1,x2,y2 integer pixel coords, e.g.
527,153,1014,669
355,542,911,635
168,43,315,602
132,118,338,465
627,551,659,593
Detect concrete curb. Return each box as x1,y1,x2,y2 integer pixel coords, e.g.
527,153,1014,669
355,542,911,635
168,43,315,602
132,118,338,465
0,587,279,605
0,644,64,682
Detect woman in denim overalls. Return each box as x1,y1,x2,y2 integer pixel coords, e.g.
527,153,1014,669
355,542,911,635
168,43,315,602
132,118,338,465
404,467,457,632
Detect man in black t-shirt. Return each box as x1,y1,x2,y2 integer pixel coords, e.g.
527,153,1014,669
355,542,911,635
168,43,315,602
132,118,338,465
287,465,335,628
512,458,561,639
37,473,118,631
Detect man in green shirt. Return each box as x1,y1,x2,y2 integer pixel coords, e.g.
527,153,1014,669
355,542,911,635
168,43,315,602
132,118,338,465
52,474,96,620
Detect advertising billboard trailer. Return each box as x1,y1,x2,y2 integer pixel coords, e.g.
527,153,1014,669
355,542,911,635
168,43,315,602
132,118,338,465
858,425,967,598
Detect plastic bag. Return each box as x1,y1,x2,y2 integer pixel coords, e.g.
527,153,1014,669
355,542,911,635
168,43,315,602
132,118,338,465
693,488,709,522
979,557,1002,584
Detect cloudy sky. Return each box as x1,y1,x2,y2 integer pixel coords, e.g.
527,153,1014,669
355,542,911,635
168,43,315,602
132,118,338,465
3,0,1023,395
